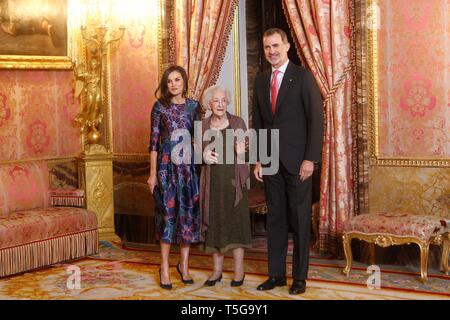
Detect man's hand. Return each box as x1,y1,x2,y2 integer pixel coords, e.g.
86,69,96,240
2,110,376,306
254,162,263,182
299,160,314,181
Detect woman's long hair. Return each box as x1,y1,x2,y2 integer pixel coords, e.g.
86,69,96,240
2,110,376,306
154,65,188,107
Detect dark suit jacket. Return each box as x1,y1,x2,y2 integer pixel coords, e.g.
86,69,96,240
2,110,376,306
252,62,324,174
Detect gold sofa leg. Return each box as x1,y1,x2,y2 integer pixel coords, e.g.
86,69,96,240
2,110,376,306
418,240,430,283
342,233,353,276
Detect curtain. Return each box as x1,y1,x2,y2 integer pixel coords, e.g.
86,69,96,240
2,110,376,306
283,0,355,255
172,0,237,101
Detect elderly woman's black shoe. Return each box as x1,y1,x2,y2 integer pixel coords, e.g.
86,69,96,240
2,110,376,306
204,273,222,287
159,269,173,290
177,262,194,284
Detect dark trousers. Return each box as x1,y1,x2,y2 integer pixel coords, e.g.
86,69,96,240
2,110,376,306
263,162,312,280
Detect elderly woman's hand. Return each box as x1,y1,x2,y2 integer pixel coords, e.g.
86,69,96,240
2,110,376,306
204,150,219,165
235,141,246,155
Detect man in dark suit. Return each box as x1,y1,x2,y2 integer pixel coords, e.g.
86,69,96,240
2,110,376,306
252,28,323,295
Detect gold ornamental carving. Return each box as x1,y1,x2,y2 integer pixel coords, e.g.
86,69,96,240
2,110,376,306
78,155,119,243
72,3,125,149
342,231,448,282
373,235,394,247
89,168,110,215
74,59,104,138
251,204,268,215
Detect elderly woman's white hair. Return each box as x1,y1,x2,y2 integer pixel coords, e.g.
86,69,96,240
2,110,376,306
202,85,232,110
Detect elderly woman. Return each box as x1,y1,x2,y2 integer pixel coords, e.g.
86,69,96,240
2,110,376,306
200,85,251,287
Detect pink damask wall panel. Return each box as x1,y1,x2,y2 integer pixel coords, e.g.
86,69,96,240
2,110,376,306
378,0,449,158
0,70,81,161
111,19,159,154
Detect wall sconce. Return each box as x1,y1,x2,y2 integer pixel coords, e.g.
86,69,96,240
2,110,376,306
73,1,126,147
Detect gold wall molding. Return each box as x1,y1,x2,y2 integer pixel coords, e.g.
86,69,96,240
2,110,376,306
158,0,165,78
369,158,449,167
114,154,150,162
367,0,449,168
104,49,114,153
0,56,73,70
233,7,241,117
0,156,78,166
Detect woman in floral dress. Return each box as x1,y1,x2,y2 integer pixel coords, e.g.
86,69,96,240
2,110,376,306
147,66,201,290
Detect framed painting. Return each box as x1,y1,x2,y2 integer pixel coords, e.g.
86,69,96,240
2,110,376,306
366,0,449,167
0,0,73,69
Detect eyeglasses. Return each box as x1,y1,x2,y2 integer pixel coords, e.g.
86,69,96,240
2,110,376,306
211,99,228,105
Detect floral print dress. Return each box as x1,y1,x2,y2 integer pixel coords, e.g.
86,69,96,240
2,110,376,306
149,99,201,244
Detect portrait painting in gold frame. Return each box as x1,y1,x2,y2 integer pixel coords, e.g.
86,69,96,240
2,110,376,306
0,0,72,69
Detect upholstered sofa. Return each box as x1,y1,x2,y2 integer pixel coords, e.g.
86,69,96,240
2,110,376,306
0,161,99,277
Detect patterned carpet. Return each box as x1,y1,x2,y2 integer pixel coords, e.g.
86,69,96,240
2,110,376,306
0,241,448,300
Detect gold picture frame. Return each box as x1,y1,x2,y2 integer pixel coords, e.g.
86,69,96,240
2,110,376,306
0,0,73,69
367,0,449,167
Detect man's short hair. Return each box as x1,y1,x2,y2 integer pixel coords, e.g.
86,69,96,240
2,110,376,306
263,28,289,44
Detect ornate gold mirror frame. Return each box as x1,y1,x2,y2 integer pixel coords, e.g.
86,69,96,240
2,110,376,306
367,0,449,167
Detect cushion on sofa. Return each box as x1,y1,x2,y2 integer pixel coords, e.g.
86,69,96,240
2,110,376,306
0,207,98,250
0,161,50,217
344,212,449,241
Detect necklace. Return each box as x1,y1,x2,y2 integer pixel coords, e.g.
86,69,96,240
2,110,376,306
211,116,229,130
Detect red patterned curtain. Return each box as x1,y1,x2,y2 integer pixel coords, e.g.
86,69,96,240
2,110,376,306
172,0,237,101
283,0,355,255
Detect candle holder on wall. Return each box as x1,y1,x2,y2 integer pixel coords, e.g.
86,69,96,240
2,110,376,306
72,15,126,243
74,20,125,150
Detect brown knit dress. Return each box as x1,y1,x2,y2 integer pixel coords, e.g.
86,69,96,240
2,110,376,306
203,126,251,254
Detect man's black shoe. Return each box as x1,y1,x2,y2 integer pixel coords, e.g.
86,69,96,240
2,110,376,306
256,277,287,291
289,280,306,295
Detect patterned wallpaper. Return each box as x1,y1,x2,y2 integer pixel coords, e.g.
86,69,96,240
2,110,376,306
369,167,449,218
377,0,449,158
0,70,81,161
0,17,159,161
109,10,160,225
111,18,159,154
367,1,449,219
354,0,450,219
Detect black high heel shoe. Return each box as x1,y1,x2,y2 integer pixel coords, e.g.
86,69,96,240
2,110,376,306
204,273,222,287
159,269,172,290
230,274,245,287
177,262,194,284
